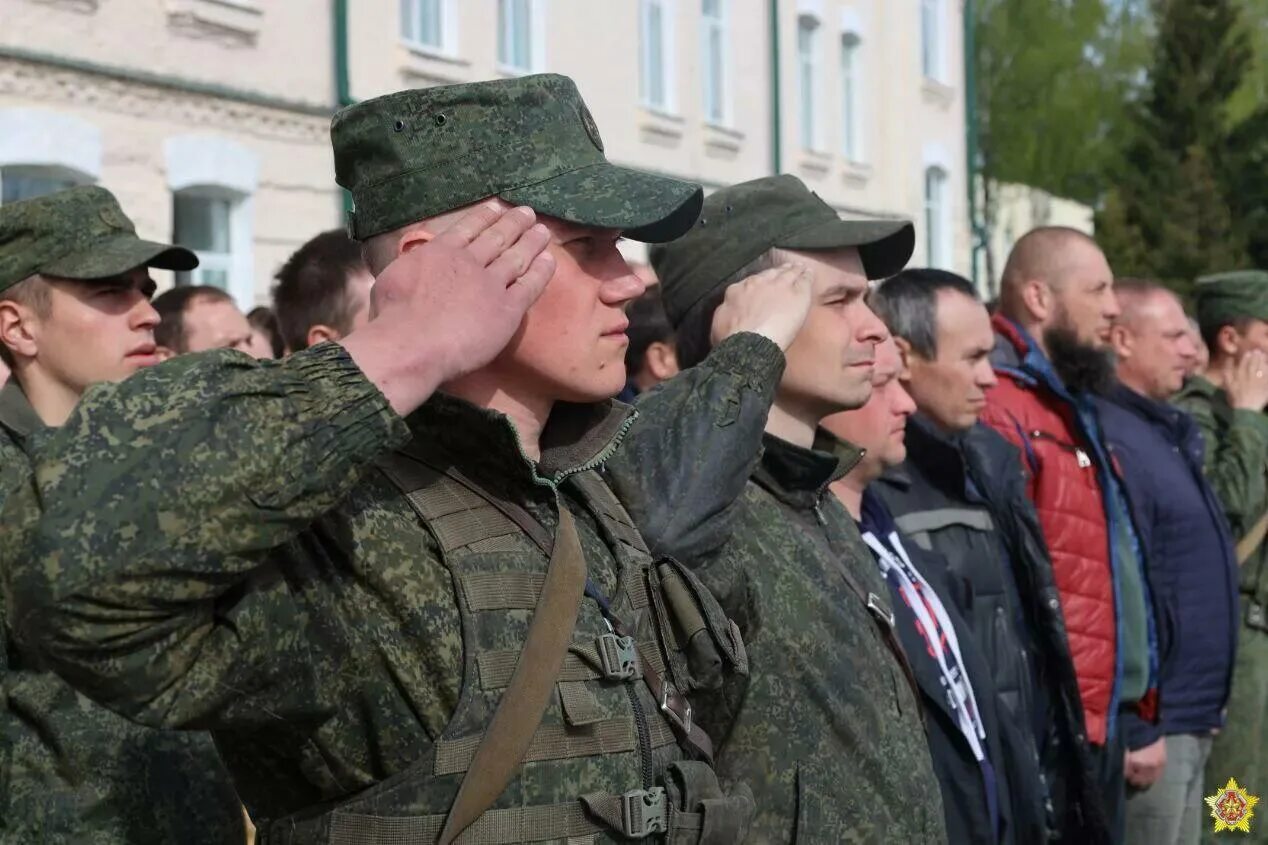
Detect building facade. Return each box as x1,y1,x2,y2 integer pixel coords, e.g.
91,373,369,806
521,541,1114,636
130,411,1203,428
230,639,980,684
0,0,970,307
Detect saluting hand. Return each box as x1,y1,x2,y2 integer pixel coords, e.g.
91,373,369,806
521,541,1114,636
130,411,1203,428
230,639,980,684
1227,349,1268,412
709,263,814,352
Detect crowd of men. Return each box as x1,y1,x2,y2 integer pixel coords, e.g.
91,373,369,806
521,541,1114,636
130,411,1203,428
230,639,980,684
0,71,1266,845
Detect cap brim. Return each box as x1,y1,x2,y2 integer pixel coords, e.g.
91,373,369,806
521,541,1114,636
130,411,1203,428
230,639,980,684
500,162,703,244
778,217,915,280
41,235,199,280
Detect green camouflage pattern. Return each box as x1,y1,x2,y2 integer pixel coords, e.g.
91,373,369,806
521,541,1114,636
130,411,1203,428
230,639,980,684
649,174,915,325
607,343,947,843
332,74,702,243
0,381,244,844
1174,375,1268,843
1194,270,1268,334
0,185,197,292
1,339,758,836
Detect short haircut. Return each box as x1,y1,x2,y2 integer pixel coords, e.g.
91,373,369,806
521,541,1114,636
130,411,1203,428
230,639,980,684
247,306,284,357
999,226,1099,316
625,286,674,376
673,248,785,369
0,275,51,369
870,268,979,358
272,229,368,352
153,285,233,353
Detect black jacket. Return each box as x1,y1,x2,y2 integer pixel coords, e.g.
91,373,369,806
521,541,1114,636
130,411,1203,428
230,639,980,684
874,415,1111,844
860,490,1046,845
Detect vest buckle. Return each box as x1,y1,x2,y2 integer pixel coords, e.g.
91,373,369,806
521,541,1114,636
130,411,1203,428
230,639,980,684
866,593,896,629
659,681,694,734
597,632,639,680
621,786,668,837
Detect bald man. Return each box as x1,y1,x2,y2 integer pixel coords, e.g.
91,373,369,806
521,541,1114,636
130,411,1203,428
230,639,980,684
981,227,1157,841
1095,280,1238,845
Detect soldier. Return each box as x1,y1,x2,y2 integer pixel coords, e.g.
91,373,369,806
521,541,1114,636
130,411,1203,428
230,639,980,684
1173,270,1268,844
271,229,372,354
3,76,793,843
0,186,245,843
152,284,257,358
608,174,949,842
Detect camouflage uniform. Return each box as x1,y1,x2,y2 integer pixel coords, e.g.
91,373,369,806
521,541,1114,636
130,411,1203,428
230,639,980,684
611,177,948,843
5,78,758,844
1177,271,1268,844
0,187,244,844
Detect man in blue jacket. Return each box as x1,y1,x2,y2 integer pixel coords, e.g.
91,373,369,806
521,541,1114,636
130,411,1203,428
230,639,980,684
1096,278,1240,845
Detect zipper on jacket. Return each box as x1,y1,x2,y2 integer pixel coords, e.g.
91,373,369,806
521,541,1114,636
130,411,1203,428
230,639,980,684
610,610,655,789
1029,430,1092,468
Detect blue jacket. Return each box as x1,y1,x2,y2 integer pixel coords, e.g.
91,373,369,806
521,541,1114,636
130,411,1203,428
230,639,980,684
1095,384,1239,748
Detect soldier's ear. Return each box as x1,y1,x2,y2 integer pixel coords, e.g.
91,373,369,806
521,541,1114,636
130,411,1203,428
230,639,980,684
892,335,913,375
1021,278,1051,323
1216,324,1243,359
0,300,38,362
307,324,341,347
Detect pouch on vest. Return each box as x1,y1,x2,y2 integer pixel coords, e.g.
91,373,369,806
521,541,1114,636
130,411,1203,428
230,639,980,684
649,558,748,693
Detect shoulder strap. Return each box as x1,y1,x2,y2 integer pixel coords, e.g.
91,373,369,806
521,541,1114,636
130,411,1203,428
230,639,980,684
438,507,586,845
1237,509,1268,565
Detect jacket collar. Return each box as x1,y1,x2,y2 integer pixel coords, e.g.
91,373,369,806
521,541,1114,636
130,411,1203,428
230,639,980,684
403,392,636,494
991,313,1078,404
1105,382,1178,426
882,412,972,497
752,430,856,509
0,379,44,442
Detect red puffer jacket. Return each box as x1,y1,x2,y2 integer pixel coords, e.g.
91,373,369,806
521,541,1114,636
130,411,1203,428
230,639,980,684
980,316,1117,745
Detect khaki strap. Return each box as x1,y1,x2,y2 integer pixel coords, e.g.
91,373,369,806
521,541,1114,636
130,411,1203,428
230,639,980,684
436,508,587,845
330,800,603,845
1237,509,1268,565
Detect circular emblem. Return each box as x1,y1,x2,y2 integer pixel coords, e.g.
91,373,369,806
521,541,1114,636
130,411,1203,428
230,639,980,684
98,203,133,233
579,104,604,153
1206,777,1260,834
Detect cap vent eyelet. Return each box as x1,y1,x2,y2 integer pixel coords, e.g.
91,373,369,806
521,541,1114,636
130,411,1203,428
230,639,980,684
393,119,406,132
435,113,448,127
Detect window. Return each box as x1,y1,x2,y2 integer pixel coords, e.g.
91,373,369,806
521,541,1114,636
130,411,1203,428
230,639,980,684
841,32,862,161
701,0,728,125
924,166,949,268
0,166,84,205
640,0,676,112
797,15,820,150
921,0,942,80
498,0,533,73
164,135,257,308
401,0,447,52
173,190,234,290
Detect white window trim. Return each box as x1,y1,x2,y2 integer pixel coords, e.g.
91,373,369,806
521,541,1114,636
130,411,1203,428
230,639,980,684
840,30,864,163
700,0,730,127
496,0,548,76
640,0,678,115
923,165,952,269
797,13,822,152
0,108,102,181
165,135,258,310
400,0,459,59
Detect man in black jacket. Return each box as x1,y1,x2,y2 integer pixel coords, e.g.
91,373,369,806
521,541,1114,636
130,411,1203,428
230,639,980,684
823,336,1045,845
869,268,1108,843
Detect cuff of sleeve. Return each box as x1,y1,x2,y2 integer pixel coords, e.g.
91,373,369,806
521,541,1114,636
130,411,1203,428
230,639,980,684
706,332,786,400
1120,710,1162,751
1232,408,1268,442
286,342,412,465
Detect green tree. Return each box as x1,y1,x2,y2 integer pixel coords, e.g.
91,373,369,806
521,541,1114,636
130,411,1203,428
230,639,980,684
1096,0,1255,295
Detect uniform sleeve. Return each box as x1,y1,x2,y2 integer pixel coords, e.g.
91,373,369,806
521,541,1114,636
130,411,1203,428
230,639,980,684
3,342,411,726
604,332,784,561
1174,391,1268,537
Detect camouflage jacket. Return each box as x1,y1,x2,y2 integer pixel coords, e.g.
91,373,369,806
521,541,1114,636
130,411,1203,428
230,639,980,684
1173,375,1268,601
0,380,244,845
612,403,947,843
3,337,773,825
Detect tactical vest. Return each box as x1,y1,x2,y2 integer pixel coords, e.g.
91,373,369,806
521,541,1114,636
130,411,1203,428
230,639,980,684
257,446,753,845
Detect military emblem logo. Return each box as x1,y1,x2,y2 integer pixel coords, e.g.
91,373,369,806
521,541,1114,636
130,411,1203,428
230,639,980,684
1206,777,1260,833
579,104,603,153
98,203,133,233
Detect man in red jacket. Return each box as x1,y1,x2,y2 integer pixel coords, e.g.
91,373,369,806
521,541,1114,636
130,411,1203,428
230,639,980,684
981,227,1158,842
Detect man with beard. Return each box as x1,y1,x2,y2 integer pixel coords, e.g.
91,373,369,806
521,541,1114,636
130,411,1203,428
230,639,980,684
981,227,1157,842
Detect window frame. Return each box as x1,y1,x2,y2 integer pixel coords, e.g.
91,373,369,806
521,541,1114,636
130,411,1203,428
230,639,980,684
640,0,678,114
797,13,821,151
700,0,730,126
400,0,458,57
840,30,863,162
920,0,944,82
924,165,950,268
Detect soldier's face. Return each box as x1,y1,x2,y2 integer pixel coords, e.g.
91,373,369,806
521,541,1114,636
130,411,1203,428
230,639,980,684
180,298,255,354
776,247,887,419
25,269,161,391
903,290,997,433
493,216,645,402
821,337,915,479
1046,242,1119,350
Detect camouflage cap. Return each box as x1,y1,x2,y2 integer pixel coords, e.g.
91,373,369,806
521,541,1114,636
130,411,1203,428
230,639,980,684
0,186,197,294
649,174,915,326
331,74,703,243
1194,270,1268,333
